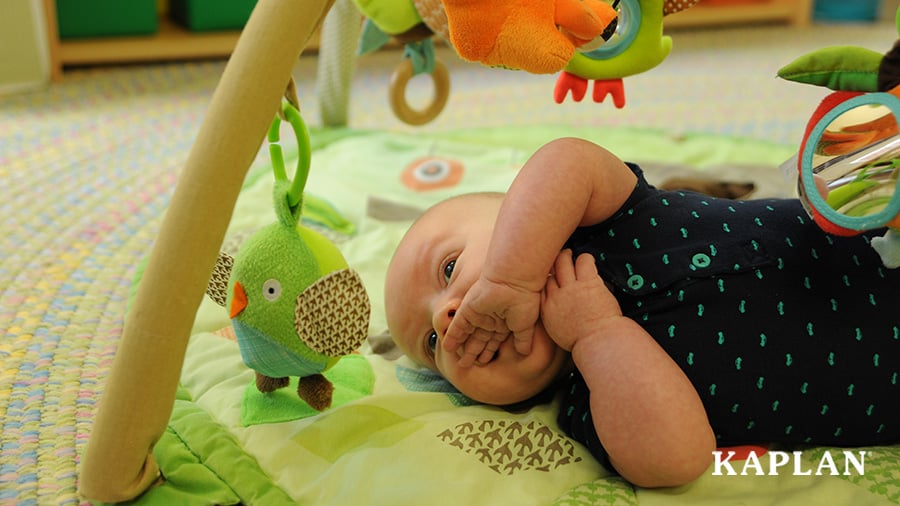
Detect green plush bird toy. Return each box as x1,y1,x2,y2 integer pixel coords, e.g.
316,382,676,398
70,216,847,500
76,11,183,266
206,101,370,411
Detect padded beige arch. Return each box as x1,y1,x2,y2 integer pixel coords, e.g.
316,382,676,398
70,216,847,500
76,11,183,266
78,1,334,502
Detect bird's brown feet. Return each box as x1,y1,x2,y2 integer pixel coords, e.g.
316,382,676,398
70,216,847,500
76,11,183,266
298,374,335,411
256,373,290,393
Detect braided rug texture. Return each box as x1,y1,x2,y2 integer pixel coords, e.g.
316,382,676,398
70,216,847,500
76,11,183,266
0,62,224,505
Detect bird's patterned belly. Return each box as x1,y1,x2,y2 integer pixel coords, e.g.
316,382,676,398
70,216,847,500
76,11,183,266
232,319,326,378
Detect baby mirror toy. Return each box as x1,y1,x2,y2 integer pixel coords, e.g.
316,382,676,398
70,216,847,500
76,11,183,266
798,93,900,234
781,6,900,266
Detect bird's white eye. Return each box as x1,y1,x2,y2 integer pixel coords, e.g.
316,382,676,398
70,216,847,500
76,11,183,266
262,279,282,301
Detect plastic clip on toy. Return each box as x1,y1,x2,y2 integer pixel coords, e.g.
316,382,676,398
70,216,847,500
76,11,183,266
781,8,900,267
206,101,371,410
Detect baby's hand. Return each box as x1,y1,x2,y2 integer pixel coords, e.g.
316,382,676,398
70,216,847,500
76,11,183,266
443,276,541,367
541,250,621,351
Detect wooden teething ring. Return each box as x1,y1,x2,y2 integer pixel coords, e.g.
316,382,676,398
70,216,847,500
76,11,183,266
389,58,450,126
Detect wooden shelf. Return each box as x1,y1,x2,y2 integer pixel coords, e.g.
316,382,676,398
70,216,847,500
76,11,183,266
44,0,812,81
42,0,320,80
57,18,241,67
665,0,812,29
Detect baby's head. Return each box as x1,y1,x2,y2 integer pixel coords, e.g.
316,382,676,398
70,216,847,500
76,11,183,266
384,193,571,405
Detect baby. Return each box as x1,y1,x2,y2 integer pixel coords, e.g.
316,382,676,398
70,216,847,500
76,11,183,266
383,137,900,488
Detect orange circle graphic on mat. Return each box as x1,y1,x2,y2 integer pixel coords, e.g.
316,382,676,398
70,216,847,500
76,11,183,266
401,156,464,191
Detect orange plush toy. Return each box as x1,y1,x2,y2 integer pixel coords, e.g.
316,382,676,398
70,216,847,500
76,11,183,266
442,0,618,74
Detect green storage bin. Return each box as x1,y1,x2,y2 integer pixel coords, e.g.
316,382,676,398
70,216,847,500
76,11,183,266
170,0,258,31
56,0,158,39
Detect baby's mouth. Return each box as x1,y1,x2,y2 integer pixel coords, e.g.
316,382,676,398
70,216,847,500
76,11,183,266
478,337,513,366
473,343,501,367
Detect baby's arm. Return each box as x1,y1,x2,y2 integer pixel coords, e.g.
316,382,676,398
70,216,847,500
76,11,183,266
443,137,637,366
543,250,716,487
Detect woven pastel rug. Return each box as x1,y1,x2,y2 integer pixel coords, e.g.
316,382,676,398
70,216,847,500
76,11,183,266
0,61,227,505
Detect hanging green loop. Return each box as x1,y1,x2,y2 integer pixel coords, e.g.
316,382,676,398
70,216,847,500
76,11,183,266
268,101,312,210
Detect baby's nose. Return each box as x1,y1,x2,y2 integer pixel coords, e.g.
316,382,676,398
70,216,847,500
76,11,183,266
431,306,456,338
433,307,457,340
444,309,456,333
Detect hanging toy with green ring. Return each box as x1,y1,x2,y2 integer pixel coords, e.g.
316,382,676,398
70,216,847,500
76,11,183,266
778,5,900,267
206,101,371,411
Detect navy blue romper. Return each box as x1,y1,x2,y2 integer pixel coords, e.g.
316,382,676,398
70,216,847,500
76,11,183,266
557,164,900,471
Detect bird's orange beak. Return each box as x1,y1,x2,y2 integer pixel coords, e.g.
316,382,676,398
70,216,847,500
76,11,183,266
230,282,248,318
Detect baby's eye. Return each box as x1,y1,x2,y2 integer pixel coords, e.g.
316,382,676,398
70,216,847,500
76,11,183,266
427,330,438,354
443,259,456,283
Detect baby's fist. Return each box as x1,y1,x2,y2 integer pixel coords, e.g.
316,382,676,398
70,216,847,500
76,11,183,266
541,250,620,351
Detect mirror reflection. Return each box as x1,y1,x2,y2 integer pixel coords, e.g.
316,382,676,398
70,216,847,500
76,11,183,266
810,103,900,218
580,0,627,56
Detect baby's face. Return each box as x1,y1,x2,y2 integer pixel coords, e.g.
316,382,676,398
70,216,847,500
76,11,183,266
384,195,570,405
